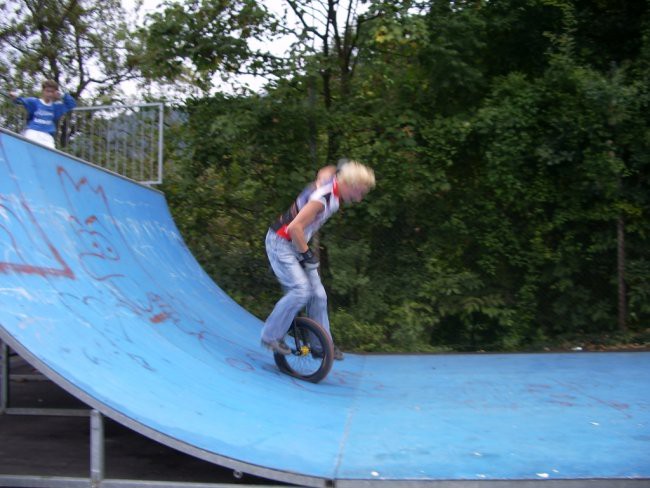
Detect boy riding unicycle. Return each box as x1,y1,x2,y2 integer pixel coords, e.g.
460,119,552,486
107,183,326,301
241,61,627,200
261,160,375,382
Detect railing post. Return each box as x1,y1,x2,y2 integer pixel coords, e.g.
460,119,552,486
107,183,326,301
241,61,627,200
90,409,105,488
0,341,8,413
157,102,164,185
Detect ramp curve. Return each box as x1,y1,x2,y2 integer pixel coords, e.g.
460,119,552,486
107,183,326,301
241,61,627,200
0,128,649,487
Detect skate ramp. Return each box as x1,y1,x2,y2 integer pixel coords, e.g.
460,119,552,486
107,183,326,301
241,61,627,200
0,128,649,487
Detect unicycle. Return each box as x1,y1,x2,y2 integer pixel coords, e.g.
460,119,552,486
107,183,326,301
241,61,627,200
273,317,334,383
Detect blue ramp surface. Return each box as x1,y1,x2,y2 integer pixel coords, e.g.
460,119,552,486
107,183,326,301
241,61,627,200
0,128,649,487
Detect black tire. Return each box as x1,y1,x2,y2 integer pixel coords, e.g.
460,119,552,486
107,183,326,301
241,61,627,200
274,317,334,383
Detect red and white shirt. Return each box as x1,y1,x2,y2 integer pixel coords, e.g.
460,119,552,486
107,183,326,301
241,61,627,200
271,178,340,243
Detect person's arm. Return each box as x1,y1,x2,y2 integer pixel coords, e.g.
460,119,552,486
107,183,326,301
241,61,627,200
61,92,76,111
316,165,336,187
53,93,76,120
287,200,323,253
11,94,36,112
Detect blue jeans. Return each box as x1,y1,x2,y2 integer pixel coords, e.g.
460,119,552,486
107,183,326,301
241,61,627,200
261,230,330,342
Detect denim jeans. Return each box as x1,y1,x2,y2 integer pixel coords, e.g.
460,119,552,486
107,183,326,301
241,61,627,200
261,229,330,342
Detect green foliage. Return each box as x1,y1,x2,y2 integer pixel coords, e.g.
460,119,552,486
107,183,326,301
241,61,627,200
154,0,650,353
2,0,648,352
0,0,138,101
160,89,331,318
134,0,281,91
329,308,388,352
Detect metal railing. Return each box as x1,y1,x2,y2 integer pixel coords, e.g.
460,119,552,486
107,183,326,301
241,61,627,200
0,97,164,185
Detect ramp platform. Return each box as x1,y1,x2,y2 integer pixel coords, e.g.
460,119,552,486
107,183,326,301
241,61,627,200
0,128,648,487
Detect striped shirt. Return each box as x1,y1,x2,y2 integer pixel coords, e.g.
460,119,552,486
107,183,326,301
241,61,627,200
270,178,340,242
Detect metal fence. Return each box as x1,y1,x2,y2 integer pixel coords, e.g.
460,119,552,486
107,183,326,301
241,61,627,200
0,96,164,185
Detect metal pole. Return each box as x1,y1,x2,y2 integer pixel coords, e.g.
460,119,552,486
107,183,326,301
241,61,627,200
137,112,143,181
90,410,105,488
86,113,92,163
157,103,164,185
149,110,155,183
0,341,8,412
105,117,111,172
73,102,163,112
123,113,128,179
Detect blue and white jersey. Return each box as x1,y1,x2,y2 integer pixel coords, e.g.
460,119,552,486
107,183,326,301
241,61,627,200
15,93,76,135
271,177,340,243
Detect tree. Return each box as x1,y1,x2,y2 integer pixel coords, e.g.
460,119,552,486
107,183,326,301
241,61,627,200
133,0,282,93
0,0,139,101
156,0,650,352
160,88,330,318
283,0,426,160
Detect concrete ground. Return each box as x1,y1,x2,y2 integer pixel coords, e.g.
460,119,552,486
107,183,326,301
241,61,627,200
0,352,283,486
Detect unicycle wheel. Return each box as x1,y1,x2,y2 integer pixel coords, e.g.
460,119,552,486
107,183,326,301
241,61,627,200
273,317,334,383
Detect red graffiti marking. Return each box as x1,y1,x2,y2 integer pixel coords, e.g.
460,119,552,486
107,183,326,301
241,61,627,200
0,179,74,279
150,312,170,324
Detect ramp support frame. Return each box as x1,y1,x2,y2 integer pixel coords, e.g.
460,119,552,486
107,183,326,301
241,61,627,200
0,340,271,488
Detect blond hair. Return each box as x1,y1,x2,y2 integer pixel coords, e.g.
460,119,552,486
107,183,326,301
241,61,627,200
337,160,376,190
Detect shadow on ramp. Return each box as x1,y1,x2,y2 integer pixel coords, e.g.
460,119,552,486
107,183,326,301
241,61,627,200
0,128,649,487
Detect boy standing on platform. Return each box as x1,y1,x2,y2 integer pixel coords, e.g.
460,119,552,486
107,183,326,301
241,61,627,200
10,80,76,149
